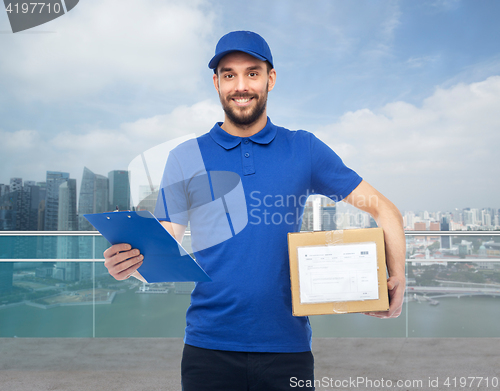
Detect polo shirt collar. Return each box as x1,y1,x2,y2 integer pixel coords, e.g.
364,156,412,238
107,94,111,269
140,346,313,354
209,117,277,150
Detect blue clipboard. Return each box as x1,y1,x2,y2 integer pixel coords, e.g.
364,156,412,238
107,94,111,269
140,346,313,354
84,211,211,283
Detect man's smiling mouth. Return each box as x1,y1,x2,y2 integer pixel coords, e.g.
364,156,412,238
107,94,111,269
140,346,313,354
231,97,254,106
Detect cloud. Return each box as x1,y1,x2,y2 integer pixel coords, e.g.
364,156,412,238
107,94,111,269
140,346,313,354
314,76,500,210
406,55,439,68
430,0,461,12
2,75,499,212
0,99,222,185
270,0,401,65
0,0,216,102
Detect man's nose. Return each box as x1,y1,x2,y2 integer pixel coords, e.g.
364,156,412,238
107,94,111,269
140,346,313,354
234,77,248,92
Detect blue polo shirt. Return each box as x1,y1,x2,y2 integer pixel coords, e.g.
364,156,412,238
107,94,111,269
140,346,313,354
155,118,362,353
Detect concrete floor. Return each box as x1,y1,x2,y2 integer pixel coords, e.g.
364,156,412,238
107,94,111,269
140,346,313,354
1,338,499,391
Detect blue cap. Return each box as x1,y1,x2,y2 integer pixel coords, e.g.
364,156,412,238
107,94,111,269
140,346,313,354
209,31,273,71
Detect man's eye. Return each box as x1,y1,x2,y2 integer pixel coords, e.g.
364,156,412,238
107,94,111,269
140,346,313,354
249,72,257,77
225,74,234,79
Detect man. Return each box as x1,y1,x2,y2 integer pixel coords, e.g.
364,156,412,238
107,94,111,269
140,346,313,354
104,31,406,390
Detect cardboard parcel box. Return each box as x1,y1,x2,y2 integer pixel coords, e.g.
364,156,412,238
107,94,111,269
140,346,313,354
288,227,389,316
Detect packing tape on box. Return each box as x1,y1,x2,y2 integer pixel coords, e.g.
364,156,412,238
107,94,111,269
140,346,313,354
332,302,350,314
325,229,344,245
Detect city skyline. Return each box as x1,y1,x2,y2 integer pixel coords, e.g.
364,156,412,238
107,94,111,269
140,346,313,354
2,169,500,232
0,168,131,231
1,1,500,212
4,169,500,215
5,168,500,214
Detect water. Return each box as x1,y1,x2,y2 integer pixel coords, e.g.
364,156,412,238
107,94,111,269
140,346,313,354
0,288,191,337
1,289,499,338
310,296,500,338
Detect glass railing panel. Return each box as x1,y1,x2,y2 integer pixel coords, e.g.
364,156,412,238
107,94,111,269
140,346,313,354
309,307,407,337
0,235,106,260
93,277,193,338
0,233,195,338
93,236,194,337
405,234,500,337
0,260,94,337
2,232,500,338
0,234,108,337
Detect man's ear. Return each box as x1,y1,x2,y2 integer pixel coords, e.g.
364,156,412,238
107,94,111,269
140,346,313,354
267,69,276,92
213,73,220,94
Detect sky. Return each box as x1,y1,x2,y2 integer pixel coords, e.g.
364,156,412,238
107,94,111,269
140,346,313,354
1,0,499,212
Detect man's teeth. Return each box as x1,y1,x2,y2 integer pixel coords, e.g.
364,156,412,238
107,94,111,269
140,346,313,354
234,98,251,103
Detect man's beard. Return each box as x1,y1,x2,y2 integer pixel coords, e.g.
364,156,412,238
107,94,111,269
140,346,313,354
220,88,268,127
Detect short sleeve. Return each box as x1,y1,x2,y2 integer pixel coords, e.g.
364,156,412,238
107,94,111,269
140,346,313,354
154,152,189,225
309,132,362,201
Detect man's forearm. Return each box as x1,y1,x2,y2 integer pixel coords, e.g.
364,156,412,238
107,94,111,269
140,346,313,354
343,180,406,317
343,180,406,279
374,201,406,280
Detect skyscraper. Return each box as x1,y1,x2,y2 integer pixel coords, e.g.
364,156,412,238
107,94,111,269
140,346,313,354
57,179,79,263
108,170,131,211
44,171,70,231
0,180,46,232
78,168,109,261
19,184,32,230
0,187,20,230
18,180,44,231
78,167,109,231
29,184,46,231
0,184,9,197
9,178,22,193
451,208,462,224
463,209,475,226
0,184,11,230
441,217,451,249
321,205,337,231
301,201,313,231
58,179,78,231
36,182,47,231
404,211,415,230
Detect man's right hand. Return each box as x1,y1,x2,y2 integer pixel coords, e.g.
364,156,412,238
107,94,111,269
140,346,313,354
103,244,144,281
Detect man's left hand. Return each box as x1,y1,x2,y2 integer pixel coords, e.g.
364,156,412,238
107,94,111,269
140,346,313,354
364,275,406,319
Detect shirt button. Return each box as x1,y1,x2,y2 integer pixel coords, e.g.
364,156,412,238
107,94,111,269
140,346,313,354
244,153,250,158
243,139,249,144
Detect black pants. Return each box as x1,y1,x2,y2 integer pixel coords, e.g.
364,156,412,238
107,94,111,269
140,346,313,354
181,344,315,391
